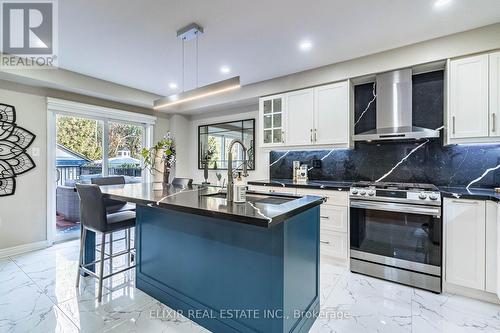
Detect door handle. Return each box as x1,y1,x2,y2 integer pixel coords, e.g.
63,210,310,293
320,215,330,219
492,113,496,133
314,129,317,142
452,116,456,135
281,130,285,143
310,129,313,142
320,240,330,245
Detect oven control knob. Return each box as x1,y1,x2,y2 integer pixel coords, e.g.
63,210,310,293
367,190,375,196
429,192,439,200
360,190,366,195
351,188,358,195
418,192,428,200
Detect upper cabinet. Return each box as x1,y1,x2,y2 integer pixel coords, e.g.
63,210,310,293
490,51,500,138
446,51,500,144
259,94,285,146
259,80,350,148
285,88,314,146
314,82,349,145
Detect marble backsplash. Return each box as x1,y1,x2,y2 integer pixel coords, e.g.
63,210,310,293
270,71,500,188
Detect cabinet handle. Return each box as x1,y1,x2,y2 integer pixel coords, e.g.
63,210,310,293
310,129,313,142
282,130,285,143
493,113,496,133
314,129,317,142
320,215,330,219
320,240,330,245
452,116,456,135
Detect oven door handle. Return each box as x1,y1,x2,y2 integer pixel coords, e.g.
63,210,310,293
350,200,441,217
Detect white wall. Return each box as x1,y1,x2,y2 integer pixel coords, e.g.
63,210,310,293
184,107,269,185
0,88,47,249
174,22,500,114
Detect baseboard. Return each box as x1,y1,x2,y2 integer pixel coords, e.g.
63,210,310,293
443,282,500,304
0,240,50,259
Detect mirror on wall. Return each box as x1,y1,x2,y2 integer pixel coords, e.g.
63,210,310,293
198,119,255,170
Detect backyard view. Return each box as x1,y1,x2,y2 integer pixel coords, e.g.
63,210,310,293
55,114,144,240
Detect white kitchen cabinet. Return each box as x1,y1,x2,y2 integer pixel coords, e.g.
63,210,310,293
320,230,348,259
285,88,314,146
247,185,296,195
259,94,285,147
449,54,489,140
444,198,486,290
320,205,348,233
313,82,349,145
490,51,500,137
444,198,486,289
485,201,497,293
446,52,500,144
258,81,350,148
297,188,349,262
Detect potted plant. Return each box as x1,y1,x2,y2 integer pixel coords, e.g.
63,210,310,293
141,132,176,190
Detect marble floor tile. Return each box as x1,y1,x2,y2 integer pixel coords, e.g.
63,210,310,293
2,242,500,333
0,267,78,333
319,260,345,307
311,272,413,333
411,289,500,333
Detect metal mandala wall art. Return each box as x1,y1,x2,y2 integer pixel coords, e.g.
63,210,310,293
0,104,36,196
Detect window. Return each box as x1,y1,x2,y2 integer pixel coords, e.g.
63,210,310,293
198,119,255,170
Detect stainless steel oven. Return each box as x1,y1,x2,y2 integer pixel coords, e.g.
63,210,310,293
349,182,442,293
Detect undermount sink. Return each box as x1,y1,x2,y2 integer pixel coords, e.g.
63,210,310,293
203,191,295,205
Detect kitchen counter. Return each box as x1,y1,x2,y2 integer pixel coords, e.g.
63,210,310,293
100,183,324,228
96,182,322,333
439,186,500,202
248,178,352,191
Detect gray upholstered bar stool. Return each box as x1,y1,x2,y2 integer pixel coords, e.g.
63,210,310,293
75,184,136,302
91,176,135,268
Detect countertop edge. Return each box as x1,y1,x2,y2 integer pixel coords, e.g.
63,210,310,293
103,191,324,228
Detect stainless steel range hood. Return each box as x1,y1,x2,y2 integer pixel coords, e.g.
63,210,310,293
353,68,440,142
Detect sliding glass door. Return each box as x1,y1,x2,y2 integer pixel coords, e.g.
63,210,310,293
52,114,147,242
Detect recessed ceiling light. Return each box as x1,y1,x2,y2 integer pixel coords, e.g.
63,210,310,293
434,0,452,8
220,66,231,74
299,40,313,51
169,82,178,89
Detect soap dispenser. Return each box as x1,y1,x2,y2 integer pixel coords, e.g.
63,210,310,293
233,172,246,203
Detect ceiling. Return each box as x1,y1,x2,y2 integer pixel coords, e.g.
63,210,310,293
58,0,500,97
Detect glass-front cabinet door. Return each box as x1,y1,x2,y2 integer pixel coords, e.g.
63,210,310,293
259,94,285,147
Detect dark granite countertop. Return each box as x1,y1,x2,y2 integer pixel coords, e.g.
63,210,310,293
248,179,352,191
439,186,500,202
99,183,324,228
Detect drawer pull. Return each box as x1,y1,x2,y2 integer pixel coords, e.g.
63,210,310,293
320,216,330,219
320,240,330,245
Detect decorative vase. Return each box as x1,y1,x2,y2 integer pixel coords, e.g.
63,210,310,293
152,149,165,190
163,165,170,184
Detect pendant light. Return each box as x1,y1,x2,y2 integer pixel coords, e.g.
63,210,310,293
154,23,240,110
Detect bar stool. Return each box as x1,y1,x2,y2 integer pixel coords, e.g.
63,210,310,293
75,184,136,302
91,176,135,268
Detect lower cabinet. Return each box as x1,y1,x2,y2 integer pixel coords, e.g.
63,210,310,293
444,198,497,294
249,184,350,262
296,188,349,263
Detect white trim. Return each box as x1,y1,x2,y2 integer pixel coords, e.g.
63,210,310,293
47,98,156,125
0,241,50,259
47,110,56,246
443,282,500,304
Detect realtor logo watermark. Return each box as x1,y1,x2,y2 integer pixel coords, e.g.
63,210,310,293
0,0,58,68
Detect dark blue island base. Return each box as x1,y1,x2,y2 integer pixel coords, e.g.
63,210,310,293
135,204,320,333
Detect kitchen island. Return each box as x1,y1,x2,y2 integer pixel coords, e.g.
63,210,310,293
98,183,324,333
